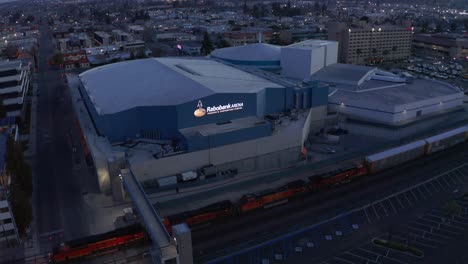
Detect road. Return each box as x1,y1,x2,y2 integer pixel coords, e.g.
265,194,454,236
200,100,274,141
192,143,468,263
33,18,92,251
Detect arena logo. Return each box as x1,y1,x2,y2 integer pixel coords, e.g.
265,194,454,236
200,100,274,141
194,100,244,118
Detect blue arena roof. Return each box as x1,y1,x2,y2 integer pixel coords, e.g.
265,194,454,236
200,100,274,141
79,58,283,115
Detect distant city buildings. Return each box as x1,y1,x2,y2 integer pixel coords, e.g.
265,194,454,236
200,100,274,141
412,33,468,60
328,22,412,65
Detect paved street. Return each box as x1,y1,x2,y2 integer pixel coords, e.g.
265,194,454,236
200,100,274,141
32,17,95,252
194,144,468,264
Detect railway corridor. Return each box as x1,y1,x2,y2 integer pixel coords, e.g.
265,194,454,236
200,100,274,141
203,163,468,264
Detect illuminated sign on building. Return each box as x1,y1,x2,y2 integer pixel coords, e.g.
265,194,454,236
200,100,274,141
194,100,244,117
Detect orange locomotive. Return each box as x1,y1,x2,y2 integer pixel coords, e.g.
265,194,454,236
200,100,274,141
162,166,368,233
49,225,145,263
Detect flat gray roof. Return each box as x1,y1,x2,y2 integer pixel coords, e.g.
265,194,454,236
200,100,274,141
311,63,375,86
79,58,283,115
329,77,463,111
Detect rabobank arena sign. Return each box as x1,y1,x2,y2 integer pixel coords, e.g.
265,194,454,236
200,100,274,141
194,100,243,118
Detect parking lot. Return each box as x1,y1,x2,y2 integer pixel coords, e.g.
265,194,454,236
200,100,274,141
206,163,468,264
322,164,468,264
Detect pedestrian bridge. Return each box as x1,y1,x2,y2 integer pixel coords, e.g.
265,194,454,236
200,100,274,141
120,169,179,264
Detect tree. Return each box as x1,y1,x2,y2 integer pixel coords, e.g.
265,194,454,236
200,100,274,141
11,186,32,236
201,32,213,55
450,22,457,32
435,23,443,33
444,200,461,217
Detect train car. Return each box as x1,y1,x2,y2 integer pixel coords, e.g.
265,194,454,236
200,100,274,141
424,126,468,154
308,165,368,190
366,140,426,174
239,180,307,213
164,200,235,233
50,225,145,263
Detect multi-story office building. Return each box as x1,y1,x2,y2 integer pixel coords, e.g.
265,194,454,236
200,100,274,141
0,187,19,246
0,60,30,117
328,22,412,65
0,131,19,247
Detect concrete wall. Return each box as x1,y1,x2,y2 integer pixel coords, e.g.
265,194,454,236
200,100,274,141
130,119,304,181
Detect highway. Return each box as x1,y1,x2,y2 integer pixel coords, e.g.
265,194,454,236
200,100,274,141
33,17,94,252
192,143,468,263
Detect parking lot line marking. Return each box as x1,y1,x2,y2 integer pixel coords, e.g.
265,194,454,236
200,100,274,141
432,179,443,190
388,198,397,213
445,174,457,185
423,183,432,195
440,176,451,187
441,222,464,231
412,239,437,249
396,195,405,208
431,209,468,220
407,225,428,235
380,202,389,216
404,192,413,206
425,213,467,227
429,181,440,192
394,233,441,244
416,186,427,199
357,247,380,259
451,171,464,184
420,216,442,227
409,221,433,231
372,204,380,219
437,226,462,235
344,251,372,262
435,178,446,189
364,208,372,224
334,257,355,264
410,189,419,201
411,219,438,228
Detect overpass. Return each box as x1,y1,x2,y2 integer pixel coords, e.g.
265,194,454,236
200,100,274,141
120,169,179,264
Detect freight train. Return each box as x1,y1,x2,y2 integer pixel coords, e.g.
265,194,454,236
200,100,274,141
49,126,468,262
162,126,468,232
49,224,145,263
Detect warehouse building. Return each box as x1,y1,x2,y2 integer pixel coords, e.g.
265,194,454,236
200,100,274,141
73,55,329,194
311,63,465,126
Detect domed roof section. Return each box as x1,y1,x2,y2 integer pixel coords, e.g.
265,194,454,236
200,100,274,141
211,43,281,66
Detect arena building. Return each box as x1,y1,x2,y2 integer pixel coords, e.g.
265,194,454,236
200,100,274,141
73,56,329,194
